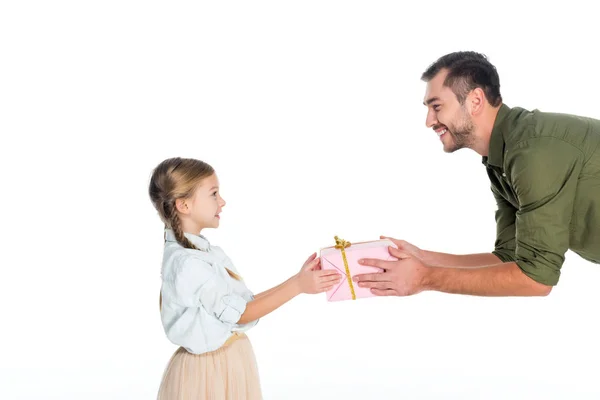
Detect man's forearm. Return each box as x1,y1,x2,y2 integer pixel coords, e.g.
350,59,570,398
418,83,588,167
422,250,502,268
422,262,552,296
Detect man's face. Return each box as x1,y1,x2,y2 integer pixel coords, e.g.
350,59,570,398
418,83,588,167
423,69,475,153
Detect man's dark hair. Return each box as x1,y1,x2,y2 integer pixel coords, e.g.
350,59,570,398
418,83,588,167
421,51,502,107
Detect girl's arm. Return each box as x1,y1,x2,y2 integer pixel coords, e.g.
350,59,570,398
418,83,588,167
238,255,341,324
250,252,323,300
253,276,294,300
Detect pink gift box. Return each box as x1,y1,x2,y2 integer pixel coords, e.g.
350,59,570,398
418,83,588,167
319,236,398,302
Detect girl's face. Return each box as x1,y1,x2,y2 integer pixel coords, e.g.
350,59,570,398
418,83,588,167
178,173,226,233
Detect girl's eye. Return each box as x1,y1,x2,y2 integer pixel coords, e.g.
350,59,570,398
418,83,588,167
212,192,218,197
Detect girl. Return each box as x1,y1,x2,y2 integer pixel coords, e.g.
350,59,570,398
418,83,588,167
148,157,341,399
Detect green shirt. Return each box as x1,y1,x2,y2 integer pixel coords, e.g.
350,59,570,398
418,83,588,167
483,104,600,286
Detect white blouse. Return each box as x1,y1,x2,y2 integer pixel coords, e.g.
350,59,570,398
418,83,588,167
159,229,258,354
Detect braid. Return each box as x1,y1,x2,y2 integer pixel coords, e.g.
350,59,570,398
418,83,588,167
163,201,198,250
166,204,197,250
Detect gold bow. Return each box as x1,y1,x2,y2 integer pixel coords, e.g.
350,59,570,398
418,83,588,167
334,236,356,300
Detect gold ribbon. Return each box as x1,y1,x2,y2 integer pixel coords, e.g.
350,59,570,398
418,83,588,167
334,236,356,300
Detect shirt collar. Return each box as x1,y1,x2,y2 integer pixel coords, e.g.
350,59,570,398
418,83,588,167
164,228,211,251
482,103,511,169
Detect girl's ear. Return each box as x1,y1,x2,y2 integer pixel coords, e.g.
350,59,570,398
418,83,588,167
175,198,189,214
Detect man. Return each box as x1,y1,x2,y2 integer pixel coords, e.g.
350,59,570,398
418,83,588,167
354,51,600,297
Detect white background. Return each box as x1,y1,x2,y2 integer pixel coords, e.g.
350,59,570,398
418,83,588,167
2,1,600,399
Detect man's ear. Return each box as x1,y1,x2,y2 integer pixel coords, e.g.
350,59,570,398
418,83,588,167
469,88,485,115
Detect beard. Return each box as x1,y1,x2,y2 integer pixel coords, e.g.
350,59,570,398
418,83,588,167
444,107,475,153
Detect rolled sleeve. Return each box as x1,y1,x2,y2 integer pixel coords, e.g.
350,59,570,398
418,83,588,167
491,186,517,263
173,256,248,324
507,138,584,286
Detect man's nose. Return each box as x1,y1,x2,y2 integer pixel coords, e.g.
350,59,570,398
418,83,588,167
425,109,437,128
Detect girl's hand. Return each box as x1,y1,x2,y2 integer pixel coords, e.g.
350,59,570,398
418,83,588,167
296,252,342,294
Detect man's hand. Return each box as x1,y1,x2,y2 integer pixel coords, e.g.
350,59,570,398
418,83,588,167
354,245,553,297
353,246,429,296
380,235,425,261
381,235,503,268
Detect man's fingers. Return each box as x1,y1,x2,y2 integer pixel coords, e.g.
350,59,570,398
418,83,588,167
352,273,390,283
380,236,411,252
358,257,391,269
357,281,393,290
389,246,410,259
371,288,398,296
380,235,400,245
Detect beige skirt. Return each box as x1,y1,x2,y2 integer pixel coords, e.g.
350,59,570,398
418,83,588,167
157,332,262,400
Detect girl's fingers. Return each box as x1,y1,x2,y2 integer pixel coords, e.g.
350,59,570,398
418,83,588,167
317,269,339,278
320,284,335,292
320,275,343,283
